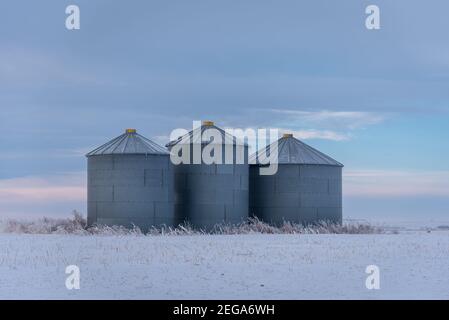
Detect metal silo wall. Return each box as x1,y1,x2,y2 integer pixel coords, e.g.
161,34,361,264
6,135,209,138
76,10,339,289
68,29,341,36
250,164,342,225
172,144,249,229
87,154,176,230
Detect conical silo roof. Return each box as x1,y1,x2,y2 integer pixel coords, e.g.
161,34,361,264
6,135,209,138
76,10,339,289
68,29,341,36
166,121,247,148
86,129,168,156
250,133,343,166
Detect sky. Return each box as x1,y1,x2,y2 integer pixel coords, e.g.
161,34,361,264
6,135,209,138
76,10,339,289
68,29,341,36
0,0,448,223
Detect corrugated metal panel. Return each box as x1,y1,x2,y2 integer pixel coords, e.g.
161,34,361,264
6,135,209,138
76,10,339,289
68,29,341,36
167,122,249,229
86,129,168,156
249,134,343,225
249,134,343,166
86,130,176,231
250,154,343,225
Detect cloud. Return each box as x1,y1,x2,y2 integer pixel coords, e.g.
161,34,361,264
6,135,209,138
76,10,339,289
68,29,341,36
269,109,385,130
230,109,387,142
278,129,349,141
0,173,86,203
344,170,449,197
2,169,449,219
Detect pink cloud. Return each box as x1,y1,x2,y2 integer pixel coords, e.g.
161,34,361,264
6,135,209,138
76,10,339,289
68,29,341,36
1,170,448,218
344,170,449,197
0,173,86,203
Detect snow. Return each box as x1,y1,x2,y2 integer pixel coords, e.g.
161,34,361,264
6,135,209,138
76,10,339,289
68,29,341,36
0,232,448,299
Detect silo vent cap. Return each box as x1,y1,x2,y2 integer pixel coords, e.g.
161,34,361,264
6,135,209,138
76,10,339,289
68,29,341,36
202,120,214,126
283,133,293,138
126,128,137,134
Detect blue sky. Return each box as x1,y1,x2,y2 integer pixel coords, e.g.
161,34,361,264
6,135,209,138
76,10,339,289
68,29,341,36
0,0,448,222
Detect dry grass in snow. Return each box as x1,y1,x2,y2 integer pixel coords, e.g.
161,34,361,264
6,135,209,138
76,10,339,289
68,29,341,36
0,211,382,235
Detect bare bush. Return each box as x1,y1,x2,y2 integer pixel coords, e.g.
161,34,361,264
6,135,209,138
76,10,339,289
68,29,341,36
0,213,382,236
211,217,382,235
1,210,88,235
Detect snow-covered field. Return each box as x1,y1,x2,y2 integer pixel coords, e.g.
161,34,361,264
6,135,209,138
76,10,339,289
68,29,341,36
0,232,448,299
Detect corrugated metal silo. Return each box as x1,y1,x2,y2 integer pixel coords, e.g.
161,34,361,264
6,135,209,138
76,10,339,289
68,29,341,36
249,133,343,225
86,129,176,231
166,121,249,229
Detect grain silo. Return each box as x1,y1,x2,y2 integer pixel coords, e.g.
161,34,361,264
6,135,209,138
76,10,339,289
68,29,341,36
166,121,249,229
249,133,343,225
86,129,176,231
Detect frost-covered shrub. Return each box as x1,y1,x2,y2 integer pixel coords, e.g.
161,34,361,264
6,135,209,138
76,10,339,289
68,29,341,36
0,213,382,235
0,210,88,235
211,217,382,235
